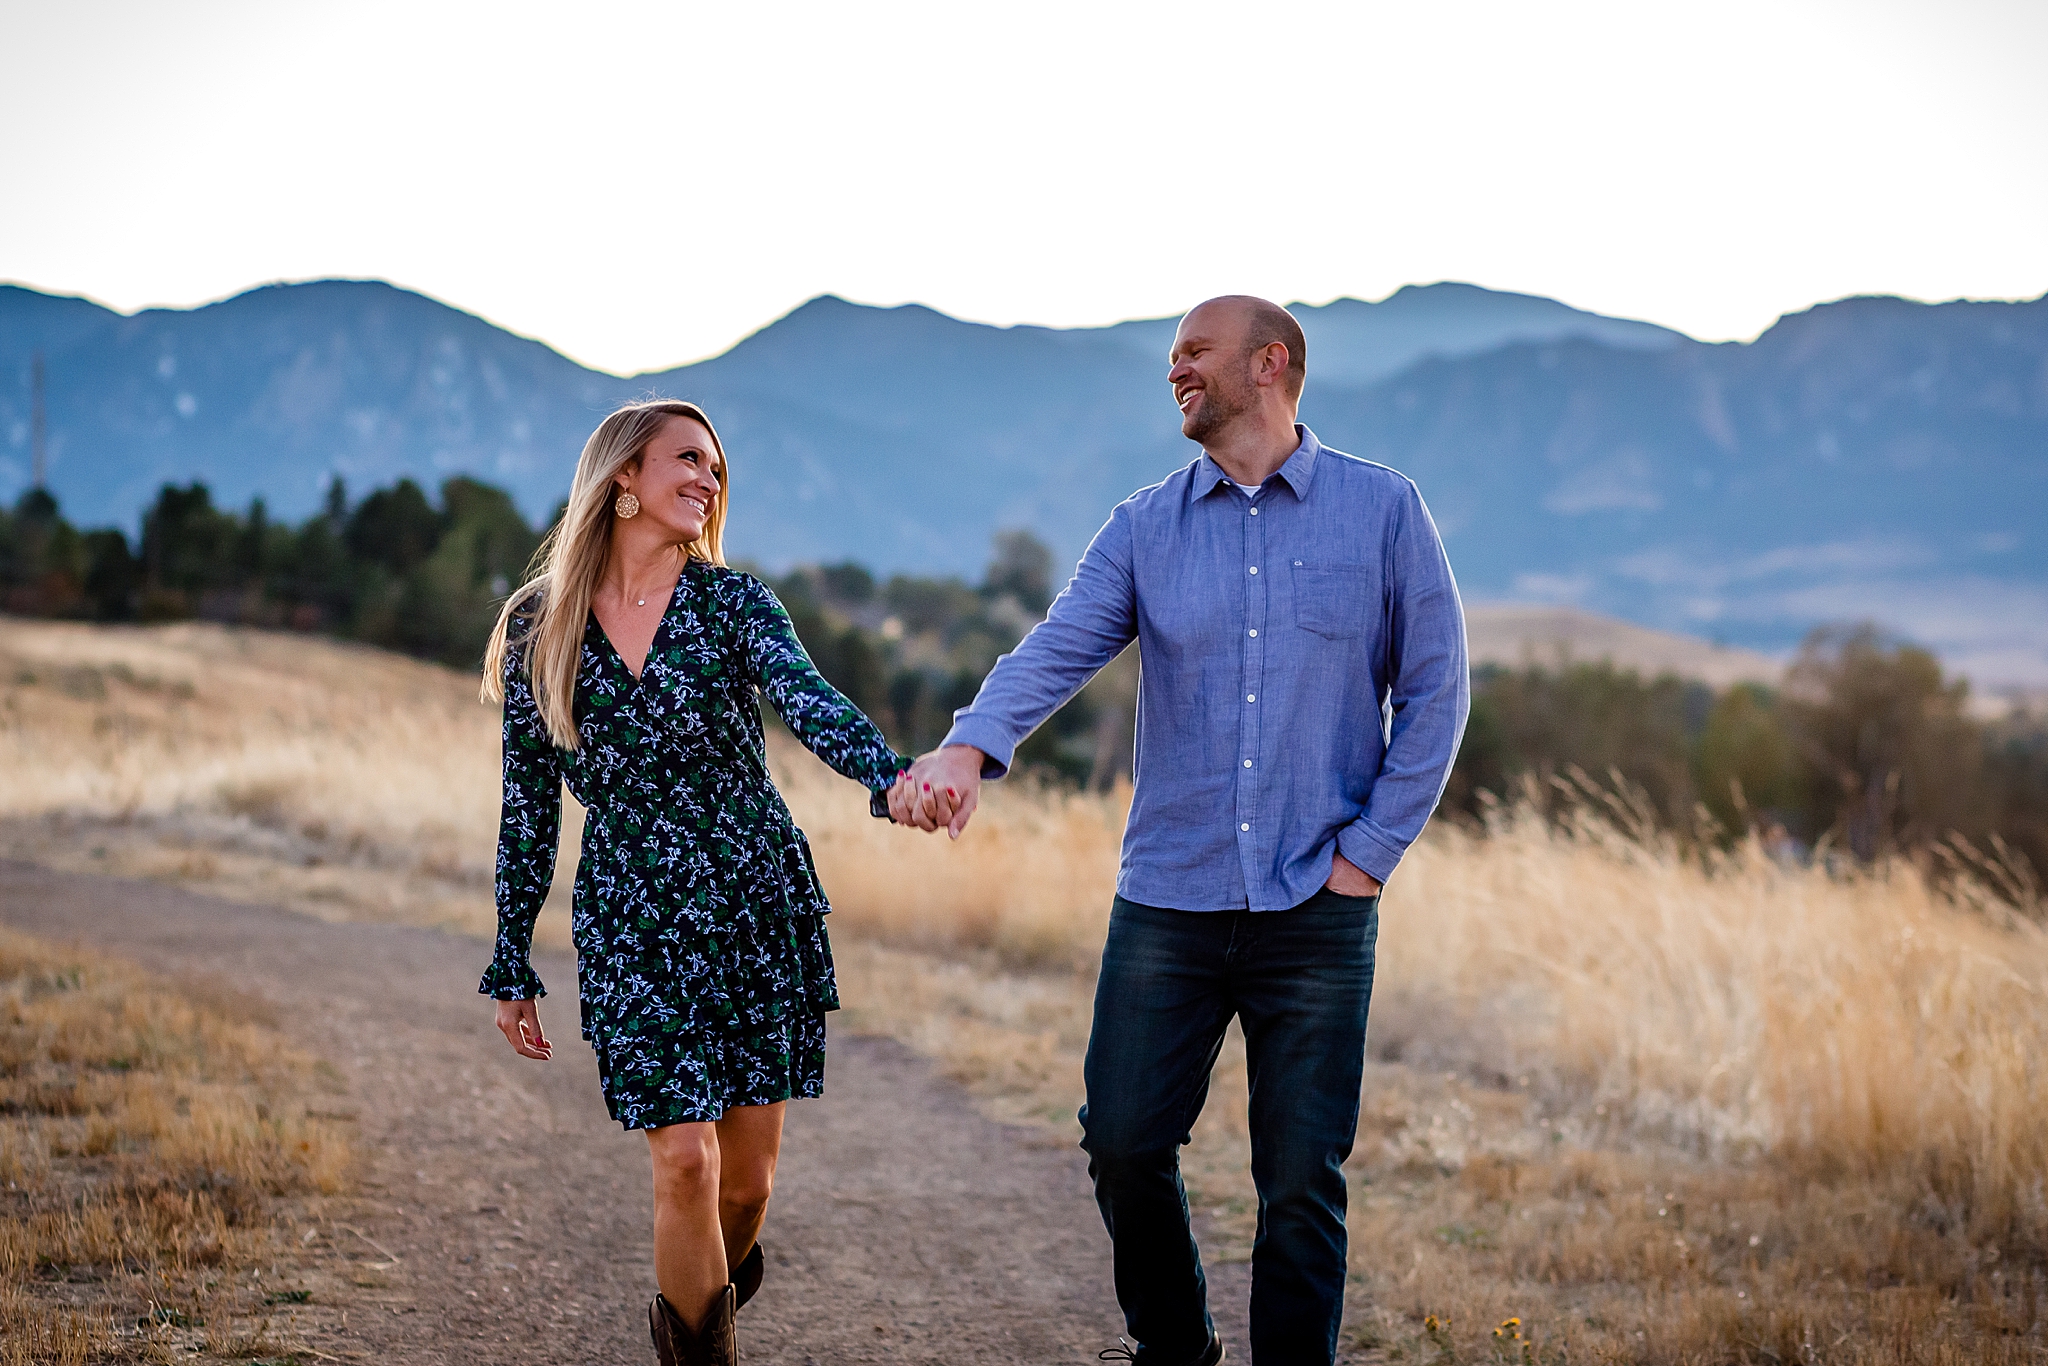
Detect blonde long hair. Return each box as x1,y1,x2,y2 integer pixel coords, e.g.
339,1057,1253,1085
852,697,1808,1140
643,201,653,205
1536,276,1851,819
481,399,730,748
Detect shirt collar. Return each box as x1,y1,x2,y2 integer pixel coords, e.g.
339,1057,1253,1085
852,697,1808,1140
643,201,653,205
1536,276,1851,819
1196,425,1323,500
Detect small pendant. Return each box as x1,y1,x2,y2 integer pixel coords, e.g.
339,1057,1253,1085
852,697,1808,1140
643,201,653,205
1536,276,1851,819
636,599,646,607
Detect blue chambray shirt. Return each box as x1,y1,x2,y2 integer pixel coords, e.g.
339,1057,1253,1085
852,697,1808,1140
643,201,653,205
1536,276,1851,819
942,426,1469,912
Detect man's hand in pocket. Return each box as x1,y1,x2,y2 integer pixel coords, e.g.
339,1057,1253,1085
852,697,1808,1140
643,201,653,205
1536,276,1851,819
1325,852,1382,898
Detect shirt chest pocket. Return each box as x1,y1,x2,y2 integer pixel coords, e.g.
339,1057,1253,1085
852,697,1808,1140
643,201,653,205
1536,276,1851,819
1290,562,1377,640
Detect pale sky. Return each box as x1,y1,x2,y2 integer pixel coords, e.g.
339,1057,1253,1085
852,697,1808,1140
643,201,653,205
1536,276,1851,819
3,0,2044,375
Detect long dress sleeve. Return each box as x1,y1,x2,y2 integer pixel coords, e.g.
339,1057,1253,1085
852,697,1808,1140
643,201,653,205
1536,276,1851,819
479,640,564,1000
736,575,909,795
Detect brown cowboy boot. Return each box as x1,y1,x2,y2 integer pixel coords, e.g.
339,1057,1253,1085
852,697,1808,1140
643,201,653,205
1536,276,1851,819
649,1292,689,1366
648,1286,738,1366
697,1284,738,1366
733,1242,765,1310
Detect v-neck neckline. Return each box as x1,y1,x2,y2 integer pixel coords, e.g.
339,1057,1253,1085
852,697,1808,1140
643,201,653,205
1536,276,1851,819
591,573,683,685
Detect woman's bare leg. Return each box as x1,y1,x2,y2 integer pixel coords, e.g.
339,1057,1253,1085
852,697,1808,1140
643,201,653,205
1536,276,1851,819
713,1102,786,1268
646,1104,789,1327
646,1122,727,1329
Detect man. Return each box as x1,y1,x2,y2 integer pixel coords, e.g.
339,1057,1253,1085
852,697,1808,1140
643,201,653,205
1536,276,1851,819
891,296,1468,1364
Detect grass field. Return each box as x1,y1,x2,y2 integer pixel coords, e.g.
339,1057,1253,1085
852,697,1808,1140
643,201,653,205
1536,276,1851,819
4,617,2046,1362
0,618,509,940
0,925,351,1364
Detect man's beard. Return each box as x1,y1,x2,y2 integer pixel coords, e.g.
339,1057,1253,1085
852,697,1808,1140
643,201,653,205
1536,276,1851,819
1181,358,1256,444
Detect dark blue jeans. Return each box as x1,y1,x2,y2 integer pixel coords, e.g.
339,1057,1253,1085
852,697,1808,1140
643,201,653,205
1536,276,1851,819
1079,890,1379,1366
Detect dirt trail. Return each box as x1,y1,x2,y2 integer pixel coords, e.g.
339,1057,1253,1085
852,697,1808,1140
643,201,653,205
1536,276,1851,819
1,861,1235,1364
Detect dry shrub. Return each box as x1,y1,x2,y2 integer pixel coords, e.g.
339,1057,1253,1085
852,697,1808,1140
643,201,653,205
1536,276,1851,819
0,925,349,1358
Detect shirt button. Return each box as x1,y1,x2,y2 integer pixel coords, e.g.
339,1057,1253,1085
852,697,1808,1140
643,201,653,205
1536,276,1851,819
1248,629,1258,638
1246,693,1256,702
1249,507,1259,515
1240,823,1251,832
1248,566,1258,575
1243,759,1252,768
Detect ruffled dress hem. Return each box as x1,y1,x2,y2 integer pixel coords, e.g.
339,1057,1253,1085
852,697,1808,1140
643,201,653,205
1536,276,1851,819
592,1007,830,1130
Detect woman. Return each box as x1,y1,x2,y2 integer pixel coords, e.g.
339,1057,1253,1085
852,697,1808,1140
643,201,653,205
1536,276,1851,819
478,399,908,1365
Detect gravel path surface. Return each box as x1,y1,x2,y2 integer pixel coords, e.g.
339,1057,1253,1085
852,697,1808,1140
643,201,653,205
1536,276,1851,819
1,861,1252,1364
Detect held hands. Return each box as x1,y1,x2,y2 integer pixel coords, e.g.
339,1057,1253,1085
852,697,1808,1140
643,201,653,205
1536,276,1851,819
495,998,552,1061
1325,851,1383,898
887,745,986,839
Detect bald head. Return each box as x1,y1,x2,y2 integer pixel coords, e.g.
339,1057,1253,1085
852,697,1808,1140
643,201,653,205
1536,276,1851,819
1186,295,1306,400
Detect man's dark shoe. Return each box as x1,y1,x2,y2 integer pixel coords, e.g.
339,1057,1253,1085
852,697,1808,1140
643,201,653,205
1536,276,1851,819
1099,1330,1224,1365
733,1242,765,1310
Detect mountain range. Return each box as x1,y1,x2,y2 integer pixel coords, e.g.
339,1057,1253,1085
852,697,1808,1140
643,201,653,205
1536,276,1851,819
2,277,2043,685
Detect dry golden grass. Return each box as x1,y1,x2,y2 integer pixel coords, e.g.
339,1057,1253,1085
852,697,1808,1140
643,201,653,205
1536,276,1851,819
0,924,350,1363
6,617,2048,1360
0,617,543,944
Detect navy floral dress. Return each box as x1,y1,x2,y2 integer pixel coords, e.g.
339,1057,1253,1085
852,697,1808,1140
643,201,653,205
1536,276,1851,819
479,559,907,1130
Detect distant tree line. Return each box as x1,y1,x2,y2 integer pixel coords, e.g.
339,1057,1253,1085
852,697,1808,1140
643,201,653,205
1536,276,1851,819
1448,630,2048,888
0,478,540,665
3,481,2042,891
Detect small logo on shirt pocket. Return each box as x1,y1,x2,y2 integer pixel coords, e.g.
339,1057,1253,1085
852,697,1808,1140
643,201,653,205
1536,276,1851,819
1290,563,1374,639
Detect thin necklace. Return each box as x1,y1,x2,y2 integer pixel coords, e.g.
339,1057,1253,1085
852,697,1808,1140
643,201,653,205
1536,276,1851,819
618,557,680,609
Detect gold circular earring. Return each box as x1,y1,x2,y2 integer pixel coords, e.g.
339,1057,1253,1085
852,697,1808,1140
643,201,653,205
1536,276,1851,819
614,491,641,520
